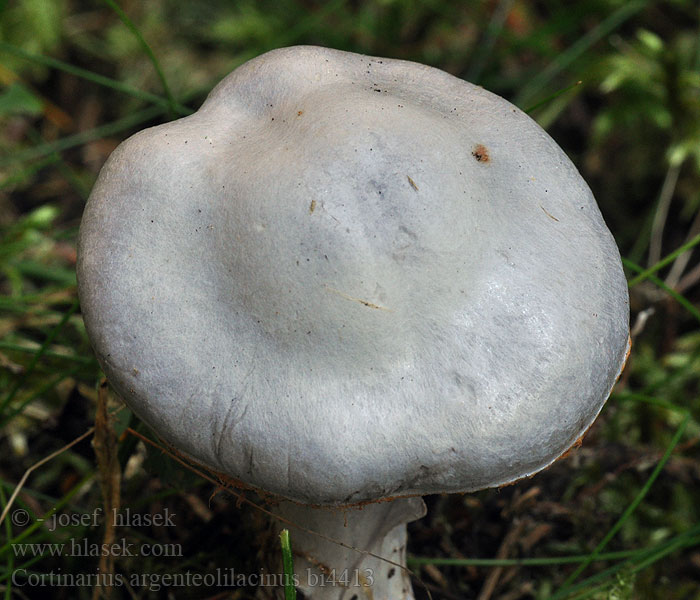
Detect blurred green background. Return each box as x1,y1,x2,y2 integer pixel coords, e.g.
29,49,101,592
1,1,699,599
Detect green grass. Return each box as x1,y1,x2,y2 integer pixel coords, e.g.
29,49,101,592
1,1,700,599
280,529,297,600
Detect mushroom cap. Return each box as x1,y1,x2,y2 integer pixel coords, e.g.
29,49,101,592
77,46,629,506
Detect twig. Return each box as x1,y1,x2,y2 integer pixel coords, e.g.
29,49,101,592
476,519,527,600
92,381,121,600
677,261,700,294
631,307,655,339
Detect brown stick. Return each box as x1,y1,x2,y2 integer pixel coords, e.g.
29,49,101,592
476,519,527,600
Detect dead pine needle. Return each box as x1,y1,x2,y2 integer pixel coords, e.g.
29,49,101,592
0,426,96,527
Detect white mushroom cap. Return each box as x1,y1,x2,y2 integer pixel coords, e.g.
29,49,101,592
77,46,629,506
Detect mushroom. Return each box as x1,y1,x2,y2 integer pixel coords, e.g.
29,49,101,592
77,46,630,599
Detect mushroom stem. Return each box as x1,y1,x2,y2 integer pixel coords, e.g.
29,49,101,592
269,497,427,600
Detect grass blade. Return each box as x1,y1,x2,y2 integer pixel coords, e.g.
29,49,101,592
515,0,648,106
280,529,297,600
622,257,700,323
0,41,190,116
409,548,639,568
465,0,515,83
0,485,13,600
552,412,690,597
0,105,164,169
0,342,94,366
525,80,582,114
549,525,700,600
102,0,178,116
627,233,700,287
0,299,79,420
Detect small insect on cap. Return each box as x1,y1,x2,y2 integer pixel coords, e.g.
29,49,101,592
77,46,630,506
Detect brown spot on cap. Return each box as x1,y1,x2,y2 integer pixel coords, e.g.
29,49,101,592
558,434,584,460
472,144,490,163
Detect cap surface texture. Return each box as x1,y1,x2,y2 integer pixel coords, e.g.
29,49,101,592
78,46,630,506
